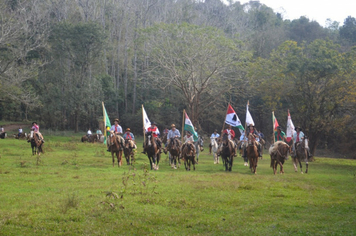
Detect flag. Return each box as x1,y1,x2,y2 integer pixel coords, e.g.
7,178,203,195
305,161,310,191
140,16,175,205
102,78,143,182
142,106,151,131
286,110,295,142
225,104,244,130
184,112,198,140
246,104,255,127
102,102,111,145
272,111,279,142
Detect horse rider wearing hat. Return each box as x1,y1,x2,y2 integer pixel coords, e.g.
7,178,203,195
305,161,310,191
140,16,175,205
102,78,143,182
107,118,123,152
183,131,194,143
143,121,162,153
123,128,137,149
292,126,312,158
219,125,238,157
167,124,181,144
242,124,262,158
209,129,220,154
274,126,286,142
30,122,45,143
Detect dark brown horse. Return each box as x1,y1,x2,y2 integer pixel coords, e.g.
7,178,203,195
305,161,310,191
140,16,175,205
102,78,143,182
182,142,196,171
293,138,309,174
110,133,124,167
27,131,43,155
123,139,135,165
14,132,27,139
145,132,160,170
0,132,7,139
247,133,259,174
81,134,97,143
166,137,181,169
269,141,291,175
220,133,235,172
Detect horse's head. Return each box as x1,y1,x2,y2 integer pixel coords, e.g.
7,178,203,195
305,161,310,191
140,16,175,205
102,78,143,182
222,133,229,143
124,139,131,149
248,133,256,146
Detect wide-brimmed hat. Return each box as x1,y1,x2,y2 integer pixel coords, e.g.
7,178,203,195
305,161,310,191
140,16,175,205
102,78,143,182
277,126,281,130
32,122,37,125
126,128,131,131
248,124,255,127
186,131,191,135
151,121,157,125
171,124,176,128
114,118,119,123
295,127,302,131
214,129,218,132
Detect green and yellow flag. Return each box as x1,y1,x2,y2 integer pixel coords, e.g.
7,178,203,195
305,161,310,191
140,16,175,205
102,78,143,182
102,102,111,144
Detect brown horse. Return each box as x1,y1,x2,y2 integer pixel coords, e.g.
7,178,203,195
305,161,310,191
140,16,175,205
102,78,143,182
14,133,27,139
269,141,291,175
27,131,43,155
220,133,235,172
182,142,196,171
166,137,181,169
293,138,309,174
109,133,124,167
81,134,97,143
145,131,160,170
123,139,135,165
247,133,259,174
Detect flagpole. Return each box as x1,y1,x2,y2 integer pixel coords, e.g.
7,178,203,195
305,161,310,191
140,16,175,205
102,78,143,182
221,103,230,135
182,109,185,142
244,100,249,132
142,104,145,143
102,101,106,144
272,111,275,144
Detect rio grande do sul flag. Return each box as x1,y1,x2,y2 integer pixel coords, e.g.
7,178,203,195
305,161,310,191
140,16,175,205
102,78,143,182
286,110,295,142
272,112,279,132
184,112,198,140
225,104,244,130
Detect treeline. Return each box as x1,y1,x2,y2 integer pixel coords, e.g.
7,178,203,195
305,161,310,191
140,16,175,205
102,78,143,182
1,0,356,156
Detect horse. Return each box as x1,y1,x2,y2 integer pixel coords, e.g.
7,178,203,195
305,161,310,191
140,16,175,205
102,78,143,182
0,132,7,139
166,137,181,169
247,133,259,174
292,138,309,174
210,137,219,164
97,134,104,143
194,136,204,163
220,133,235,171
182,142,196,171
81,134,97,143
27,131,43,155
123,139,135,165
145,131,160,170
109,133,124,167
14,133,27,139
269,141,291,175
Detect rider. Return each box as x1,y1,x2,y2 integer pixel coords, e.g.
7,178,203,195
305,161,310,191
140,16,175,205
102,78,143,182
96,129,103,139
143,121,162,153
87,128,92,139
167,124,180,145
183,131,194,143
242,124,262,158
209,130,220,154
30,122,45,143
18,127,23,138
0,126,4,133
107,118,123,152
292,126,312,158
274,126,286,142
123,128,136,149
220,125,237,156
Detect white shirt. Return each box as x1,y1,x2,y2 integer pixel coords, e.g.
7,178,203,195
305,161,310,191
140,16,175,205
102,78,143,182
0,127,4,132
210,133,220,139
87,130,92,135
110,124,123,134
19,129,23,133
184,135,194,143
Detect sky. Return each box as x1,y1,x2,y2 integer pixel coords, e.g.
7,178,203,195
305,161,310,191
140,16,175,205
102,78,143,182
224,0,356,27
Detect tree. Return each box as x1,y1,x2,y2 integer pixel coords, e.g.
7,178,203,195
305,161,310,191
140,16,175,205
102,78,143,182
339,16,356,46
141,23,249,125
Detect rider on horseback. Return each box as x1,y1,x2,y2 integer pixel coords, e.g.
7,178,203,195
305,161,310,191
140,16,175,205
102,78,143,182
123,128,137,149
87,128,92,139
209,130,220,154
218,125,237,157
292,126,312,158
143,121,162,153
18,127,23,138
30,122,45,143
107,118,123,152
275,126,286,142
242,124,262,158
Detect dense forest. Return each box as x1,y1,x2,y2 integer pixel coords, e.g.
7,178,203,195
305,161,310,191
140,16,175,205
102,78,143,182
1,0,356,155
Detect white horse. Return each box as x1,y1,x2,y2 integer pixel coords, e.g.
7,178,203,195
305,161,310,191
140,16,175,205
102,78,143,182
194,136,204,163
211,137,219,164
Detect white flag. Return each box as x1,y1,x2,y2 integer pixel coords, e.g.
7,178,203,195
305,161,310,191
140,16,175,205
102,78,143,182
286,110,295,142
246,104,255,127
142,106,151,131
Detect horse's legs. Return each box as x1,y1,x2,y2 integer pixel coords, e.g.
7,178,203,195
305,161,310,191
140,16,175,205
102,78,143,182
148,157,153,170
299,159,303,174
156,153,160,170
292,158,298,172
305,159,309,174
112,153,115,167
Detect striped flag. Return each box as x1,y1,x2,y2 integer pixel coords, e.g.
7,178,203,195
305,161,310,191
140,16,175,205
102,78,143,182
225,104,244,131
184,112,198,140
102,102,111,145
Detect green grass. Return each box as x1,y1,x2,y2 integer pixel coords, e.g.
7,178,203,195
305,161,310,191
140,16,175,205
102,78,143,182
0,136,355,235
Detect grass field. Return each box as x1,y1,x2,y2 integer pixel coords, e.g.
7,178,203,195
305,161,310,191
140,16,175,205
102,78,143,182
0,134,355,235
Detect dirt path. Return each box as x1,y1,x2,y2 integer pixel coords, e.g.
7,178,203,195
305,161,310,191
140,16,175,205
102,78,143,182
2,123,31,133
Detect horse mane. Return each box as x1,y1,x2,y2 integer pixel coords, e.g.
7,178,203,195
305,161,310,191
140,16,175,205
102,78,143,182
269,141,289,156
